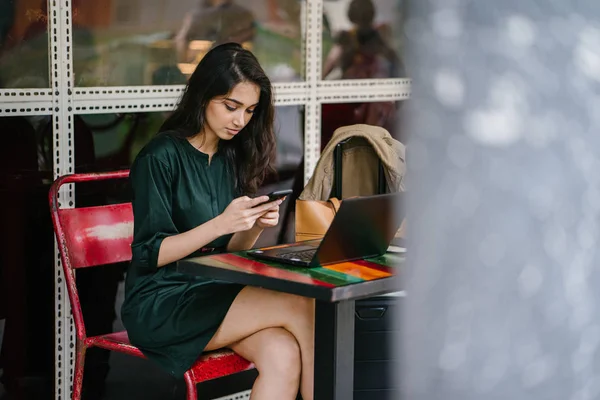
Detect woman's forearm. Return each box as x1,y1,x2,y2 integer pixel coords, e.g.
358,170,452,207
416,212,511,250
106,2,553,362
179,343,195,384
226,225,263,252
156,217,225,267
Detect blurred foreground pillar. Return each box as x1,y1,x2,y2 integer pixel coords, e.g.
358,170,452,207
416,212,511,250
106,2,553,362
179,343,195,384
401,1,600,399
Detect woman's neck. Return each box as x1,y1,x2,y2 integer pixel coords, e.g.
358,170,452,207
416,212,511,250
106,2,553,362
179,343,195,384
188,131,219,156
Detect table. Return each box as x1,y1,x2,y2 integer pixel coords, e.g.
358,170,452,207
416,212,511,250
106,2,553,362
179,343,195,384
177,245,403,400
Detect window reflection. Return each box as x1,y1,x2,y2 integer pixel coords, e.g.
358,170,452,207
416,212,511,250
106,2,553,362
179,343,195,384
70,106,302,176
174,1,256,69
0,0,50,88
0,114,129,396
0,115,53,394
72,0,303,86
322,0,406,80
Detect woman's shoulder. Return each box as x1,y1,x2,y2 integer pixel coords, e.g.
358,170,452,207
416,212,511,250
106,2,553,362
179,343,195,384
130,131,188,176
134,131,184,162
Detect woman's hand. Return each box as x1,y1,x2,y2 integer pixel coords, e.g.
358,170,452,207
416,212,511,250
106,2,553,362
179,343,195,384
255,206,280,229
217,195,282,235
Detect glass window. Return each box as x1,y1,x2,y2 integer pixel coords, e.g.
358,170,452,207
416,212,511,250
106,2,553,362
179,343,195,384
273,105,303,177
319,101,404,200
0,115,57,396
321,100,403,149
72,0,304,87
322,0,406,80
0,115,50,182
72,106,302,174
0,0,51,88
64,106,302,228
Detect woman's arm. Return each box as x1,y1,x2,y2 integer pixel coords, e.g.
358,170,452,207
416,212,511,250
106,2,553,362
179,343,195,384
226,204,282,252
156,196,279,266
156,217,225,267
226,225,264,252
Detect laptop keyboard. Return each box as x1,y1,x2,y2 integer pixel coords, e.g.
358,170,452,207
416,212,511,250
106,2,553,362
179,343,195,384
279,249,317,262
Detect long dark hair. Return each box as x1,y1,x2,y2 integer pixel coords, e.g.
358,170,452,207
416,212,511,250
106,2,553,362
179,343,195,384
160,42,276,195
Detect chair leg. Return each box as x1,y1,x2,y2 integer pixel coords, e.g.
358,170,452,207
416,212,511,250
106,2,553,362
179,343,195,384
183,371,198,400
72,342,87,400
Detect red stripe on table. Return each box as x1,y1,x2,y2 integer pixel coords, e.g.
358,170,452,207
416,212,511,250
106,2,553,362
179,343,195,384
211,254,336,288
353,260,395,275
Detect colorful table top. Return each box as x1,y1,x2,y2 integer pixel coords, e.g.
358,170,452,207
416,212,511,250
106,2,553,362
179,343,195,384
177,243,404,302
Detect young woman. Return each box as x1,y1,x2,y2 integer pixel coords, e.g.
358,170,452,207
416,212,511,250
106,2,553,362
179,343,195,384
121,43,315,400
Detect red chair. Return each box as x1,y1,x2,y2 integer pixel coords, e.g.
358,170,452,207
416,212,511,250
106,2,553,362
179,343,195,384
49,170,254,400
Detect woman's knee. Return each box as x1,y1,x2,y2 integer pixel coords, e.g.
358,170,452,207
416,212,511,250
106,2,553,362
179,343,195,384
254,329,301,379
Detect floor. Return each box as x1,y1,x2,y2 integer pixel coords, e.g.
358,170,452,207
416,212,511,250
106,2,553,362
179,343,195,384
0,180,295,400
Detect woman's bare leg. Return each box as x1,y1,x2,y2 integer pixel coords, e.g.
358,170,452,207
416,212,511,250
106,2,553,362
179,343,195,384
205,286,315,400
229,327,301,400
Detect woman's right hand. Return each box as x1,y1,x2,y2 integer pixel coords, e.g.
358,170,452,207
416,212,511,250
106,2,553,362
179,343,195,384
217,195,281,235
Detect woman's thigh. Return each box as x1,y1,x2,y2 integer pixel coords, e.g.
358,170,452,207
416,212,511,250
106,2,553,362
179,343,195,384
204,286,313,351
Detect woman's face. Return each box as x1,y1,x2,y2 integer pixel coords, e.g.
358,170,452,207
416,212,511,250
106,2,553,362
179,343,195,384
204,81,260,141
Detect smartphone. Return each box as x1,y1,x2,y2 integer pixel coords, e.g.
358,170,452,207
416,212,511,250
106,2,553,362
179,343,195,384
252,189,293,208
266,189,293,202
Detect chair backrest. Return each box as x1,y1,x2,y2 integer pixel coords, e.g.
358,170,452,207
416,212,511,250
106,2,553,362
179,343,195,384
332,136,387,199
58,203,133,268
49,170,131,340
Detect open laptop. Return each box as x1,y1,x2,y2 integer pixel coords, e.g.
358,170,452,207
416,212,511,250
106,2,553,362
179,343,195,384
247,192,403,268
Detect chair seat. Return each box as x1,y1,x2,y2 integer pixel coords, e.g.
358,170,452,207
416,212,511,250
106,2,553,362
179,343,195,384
87,331,254,382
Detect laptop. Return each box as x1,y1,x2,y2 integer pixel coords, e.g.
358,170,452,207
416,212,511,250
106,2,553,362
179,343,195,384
247,192,403,268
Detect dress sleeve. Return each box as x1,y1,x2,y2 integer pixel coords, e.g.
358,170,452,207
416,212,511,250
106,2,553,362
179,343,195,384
130,154,178,270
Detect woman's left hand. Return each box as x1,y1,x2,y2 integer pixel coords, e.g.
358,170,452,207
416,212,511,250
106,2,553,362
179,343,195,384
255,207,280,229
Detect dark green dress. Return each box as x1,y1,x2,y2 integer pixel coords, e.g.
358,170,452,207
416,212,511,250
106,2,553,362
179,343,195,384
121,131,245,377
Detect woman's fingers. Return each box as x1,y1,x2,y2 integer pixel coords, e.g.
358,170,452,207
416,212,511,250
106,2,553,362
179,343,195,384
248,195,269,208
251,200,281,215
260,210,279,219
257,217,279,227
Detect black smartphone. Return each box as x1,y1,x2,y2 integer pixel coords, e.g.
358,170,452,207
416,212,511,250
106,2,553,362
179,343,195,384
266,189,293,202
